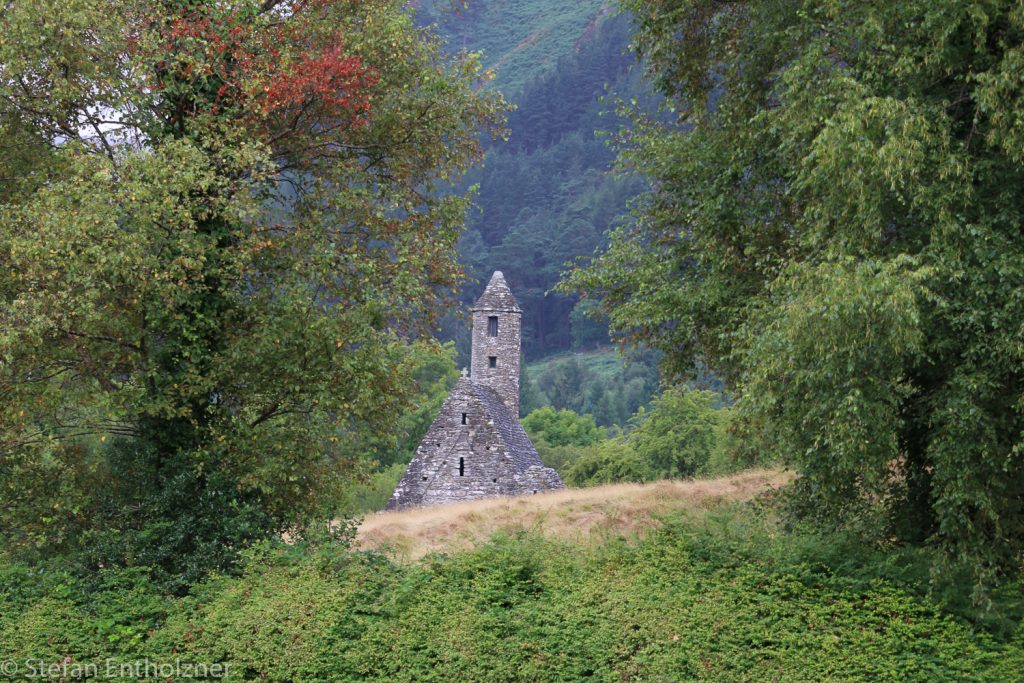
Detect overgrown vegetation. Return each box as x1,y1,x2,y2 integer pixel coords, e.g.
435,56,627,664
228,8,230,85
3,0,1024,674
2,502,1020,681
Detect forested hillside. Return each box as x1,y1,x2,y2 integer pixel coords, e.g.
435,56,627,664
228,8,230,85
415,0,615,95
417,1,653,362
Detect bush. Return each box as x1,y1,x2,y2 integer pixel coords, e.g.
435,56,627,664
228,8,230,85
564,440,653,487
533,441,586,479
522,407,606,448
530,385,760,486
523,407,610,480
341,463,407,514
628,386,722,478
0,564,170,666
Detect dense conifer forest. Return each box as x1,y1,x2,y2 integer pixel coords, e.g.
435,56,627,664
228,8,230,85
420,1,653,362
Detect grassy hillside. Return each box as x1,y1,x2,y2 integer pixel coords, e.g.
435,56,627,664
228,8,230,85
522,346,660,425
357,469,789,559
416,0,613,95
528,346,633,382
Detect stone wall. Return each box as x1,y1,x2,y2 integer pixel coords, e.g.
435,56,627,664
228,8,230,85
386,378,564,510
388,382,516,509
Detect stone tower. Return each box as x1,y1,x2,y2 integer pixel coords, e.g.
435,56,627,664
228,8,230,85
385,272,564,510
470,271,521,417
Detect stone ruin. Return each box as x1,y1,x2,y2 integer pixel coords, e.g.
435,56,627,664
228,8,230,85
386,271,564,510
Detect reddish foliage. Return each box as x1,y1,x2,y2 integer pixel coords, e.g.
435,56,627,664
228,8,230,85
259,39,378,123
155,5,377,134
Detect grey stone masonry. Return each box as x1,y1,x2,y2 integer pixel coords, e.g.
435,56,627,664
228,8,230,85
385,272,564,511
470,271,521,417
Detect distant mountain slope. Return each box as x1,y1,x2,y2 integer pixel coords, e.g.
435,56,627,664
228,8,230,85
415,0,613,96
421,3,658,367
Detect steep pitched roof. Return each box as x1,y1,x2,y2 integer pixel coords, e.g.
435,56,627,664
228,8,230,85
472,271,521,313
468,381,542,471
386,376,563,510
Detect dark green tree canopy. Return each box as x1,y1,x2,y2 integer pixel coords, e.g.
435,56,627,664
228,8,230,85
565,0,1024,591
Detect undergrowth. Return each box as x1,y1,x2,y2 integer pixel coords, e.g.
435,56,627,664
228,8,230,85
1,503,1020,681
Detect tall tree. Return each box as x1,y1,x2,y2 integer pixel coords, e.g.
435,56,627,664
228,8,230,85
565,0,1024,593
0,0,503,586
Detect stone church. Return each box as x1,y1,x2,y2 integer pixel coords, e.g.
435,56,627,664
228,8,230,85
386,271,564,510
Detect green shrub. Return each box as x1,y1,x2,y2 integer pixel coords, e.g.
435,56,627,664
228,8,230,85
1,505,1021,681
341,463,407,513
533,441,586,478
564,440,653,487
533,384,765,486
522,406,606,448
628,385,722,478
0,564,171,668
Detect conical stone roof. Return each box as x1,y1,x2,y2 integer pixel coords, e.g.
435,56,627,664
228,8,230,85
472,271,521,313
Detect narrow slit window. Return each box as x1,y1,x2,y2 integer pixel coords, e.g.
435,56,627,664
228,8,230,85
461,412,468,425
488,316,498,337
459,457,465,477
489,356,497,368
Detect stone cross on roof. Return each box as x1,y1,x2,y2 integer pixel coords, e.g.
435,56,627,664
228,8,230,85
461,367,469,378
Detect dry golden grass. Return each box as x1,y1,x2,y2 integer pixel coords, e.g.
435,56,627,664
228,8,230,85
355,469,791,561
